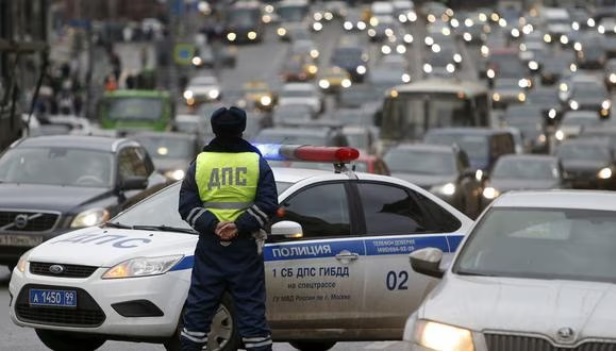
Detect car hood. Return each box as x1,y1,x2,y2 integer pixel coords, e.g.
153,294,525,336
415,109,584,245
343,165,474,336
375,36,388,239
421,275,616,340
390,173,454,189
489,178,559,192
0,183,112,213
562,159,606,171
28,227,198,268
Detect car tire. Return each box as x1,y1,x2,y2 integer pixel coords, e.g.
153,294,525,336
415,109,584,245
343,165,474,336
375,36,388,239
164,294,241,351
289,341,337,351
35,329,106,351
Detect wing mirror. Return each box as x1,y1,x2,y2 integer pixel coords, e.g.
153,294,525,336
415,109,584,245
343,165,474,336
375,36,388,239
118,176,148,191
409,247,445,279
271,221,303,239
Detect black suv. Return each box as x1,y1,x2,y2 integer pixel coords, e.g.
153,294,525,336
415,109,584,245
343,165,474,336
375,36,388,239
0,135,167,270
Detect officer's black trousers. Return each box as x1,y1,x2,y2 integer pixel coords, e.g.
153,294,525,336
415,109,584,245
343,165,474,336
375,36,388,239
181,234,272,351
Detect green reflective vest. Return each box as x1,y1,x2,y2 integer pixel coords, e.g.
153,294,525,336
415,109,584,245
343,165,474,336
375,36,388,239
195,152,260,222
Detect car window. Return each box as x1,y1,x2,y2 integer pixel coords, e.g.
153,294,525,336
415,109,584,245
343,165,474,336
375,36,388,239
118,147,149,179
276,182,350,238
357,182,456,235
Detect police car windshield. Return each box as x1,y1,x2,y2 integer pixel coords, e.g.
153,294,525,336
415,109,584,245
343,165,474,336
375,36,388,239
110,182,291,231
454,207,616,283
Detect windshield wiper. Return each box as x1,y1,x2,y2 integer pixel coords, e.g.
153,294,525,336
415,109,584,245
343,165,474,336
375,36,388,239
131,225,198,235
104,222,134,229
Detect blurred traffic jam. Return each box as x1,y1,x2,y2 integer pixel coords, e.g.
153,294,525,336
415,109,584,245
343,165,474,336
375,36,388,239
4,0,616,350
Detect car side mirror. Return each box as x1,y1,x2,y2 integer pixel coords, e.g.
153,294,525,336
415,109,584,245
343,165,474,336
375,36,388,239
409,247,445,279
271,221,303,239
119,176,148,191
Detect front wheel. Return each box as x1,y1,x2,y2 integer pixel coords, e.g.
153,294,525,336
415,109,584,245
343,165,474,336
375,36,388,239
289,341,337,351
164,294,241,351
35,329,106,351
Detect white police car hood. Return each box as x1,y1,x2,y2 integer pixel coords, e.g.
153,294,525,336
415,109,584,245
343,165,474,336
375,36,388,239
28,227,197,268
419,274,616,340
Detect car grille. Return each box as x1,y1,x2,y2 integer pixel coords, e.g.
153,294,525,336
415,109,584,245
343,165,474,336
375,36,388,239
15,284,106,327
29,262,98,278
485,334,616,351
0,210,60,233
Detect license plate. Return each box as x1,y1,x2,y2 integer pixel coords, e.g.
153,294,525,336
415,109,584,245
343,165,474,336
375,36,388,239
0,234,43,247
29,289,77,308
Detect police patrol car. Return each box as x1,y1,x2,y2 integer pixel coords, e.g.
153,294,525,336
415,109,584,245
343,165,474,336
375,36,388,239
9,145,472,351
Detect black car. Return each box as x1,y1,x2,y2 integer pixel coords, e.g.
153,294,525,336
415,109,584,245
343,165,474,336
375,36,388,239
567,83,611,119
482,154,565,207
526,87,564,123
423,127,516,181
383,143,482,218
0,135,167,270
556,138,616,190
131,131,201,182
330,45,369,83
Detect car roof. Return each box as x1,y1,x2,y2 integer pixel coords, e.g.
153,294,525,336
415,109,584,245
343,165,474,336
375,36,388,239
388,143,455,153
13,135,138,152
497,154,558,162
492,190,616,210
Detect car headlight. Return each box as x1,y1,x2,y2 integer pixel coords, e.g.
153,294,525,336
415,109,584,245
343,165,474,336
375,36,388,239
381,45,392,54
570,63,577,72
164,169,186,181
310,49,319,59
569,100,579,110
588,18,596,27
396,44,407,54
341,79,352,88
518,78,529,88
518,92,526,102
183,90,194,100
312,22,323,31
404,34,413,43
277,27,286,36
482,186,500,200
454,54,462,63
191,56,202,66
599,25,606,34
424,36,434,46
402,73,411,83
602,100,611,110
260,95,272,106
560,35,569,44
598,167,613,179
610,73,616,83
486,68,495,78
247,31,257,40
492,92,500,101
548,108,557,119
430,183,456,196
356,65,366,74
555,129,565,141
208,89,220,99
446,64,455,73
319,79,330,89
481,45,489,57
423,63,433,73
574,42,583,51
544,33,552,43
415,320,474,351
572,21,580,31
357,21,366,30
227,32,236,41
560,82,569,92
511,28,520,37
528,60,539,71
343,21,353,30
16,249,34,273
70,208,110,228
463,32,472,42
102,255,184,279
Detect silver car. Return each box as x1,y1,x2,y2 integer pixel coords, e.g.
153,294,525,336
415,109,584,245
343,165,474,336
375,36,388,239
404,190,616,350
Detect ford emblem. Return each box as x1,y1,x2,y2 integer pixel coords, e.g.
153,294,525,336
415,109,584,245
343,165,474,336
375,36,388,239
49,265,65,275
557,327,574,340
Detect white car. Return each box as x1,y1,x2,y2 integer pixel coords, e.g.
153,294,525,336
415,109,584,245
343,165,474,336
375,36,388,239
183,75,221,106
277,83,324,115
404,190,616,351
10,145,472,351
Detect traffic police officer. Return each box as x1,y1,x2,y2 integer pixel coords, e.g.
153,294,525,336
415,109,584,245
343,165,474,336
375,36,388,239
178,106,278,351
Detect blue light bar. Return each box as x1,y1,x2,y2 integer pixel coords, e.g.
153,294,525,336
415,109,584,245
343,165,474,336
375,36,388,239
254,143,285,161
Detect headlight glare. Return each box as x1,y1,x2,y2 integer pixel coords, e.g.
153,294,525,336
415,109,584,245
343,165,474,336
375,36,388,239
165,169,186,181
482,186,500,200
598,167,613,179
415,320,474,351
430,183,456,196
70,208,110,228
102,255,184,279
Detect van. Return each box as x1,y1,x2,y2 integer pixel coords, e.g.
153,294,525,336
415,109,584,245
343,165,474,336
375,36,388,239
423,127,516,180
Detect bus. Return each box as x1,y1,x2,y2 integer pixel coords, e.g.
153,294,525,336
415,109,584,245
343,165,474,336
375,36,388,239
380,79,491,145
224,1,265,44
98,90,176,132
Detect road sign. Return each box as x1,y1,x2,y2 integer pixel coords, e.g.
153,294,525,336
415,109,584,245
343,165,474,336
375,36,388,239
174,43,195,65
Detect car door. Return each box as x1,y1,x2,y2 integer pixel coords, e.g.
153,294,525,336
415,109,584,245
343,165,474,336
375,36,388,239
354,181,465,336
265,181,366,332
